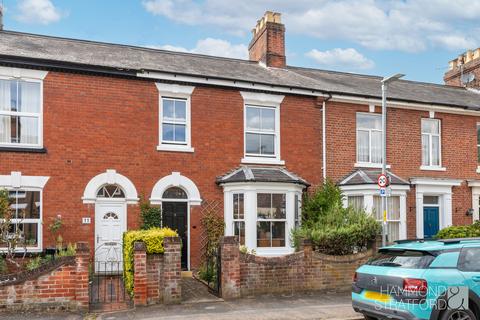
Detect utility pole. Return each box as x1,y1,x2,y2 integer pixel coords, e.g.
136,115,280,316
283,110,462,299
381,73,404,247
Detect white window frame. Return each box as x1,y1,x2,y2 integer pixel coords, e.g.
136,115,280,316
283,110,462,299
373,195,402,243
240,92,284,165
355,112,382,167
232,193,245,245
256,192,287,249
420,118,445,171
155,83,195,153
0,67,47,149
223,182,303,256
0,171,50,253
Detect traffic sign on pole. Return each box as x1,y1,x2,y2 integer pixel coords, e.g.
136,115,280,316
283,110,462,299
377,174,388,188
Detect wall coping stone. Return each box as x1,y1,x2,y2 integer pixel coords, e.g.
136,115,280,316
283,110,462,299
134,241,147,251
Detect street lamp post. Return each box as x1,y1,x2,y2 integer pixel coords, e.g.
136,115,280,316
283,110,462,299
381,73,405,247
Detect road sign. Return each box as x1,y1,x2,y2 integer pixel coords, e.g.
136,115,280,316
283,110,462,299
379,187,386,197
377,174,388,188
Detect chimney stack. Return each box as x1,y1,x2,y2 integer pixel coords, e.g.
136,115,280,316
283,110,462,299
248,11,286,68
444,48,480,88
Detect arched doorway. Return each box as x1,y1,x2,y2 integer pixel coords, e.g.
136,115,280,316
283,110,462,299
82,169,138,273
161,187,188,270
94,184,126,272
150,172,202,270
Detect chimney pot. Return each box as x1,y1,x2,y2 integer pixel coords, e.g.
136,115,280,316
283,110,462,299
466,50,474,63
474,48,480,60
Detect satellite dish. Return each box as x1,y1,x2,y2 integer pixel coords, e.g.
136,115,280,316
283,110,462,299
461,72,475,85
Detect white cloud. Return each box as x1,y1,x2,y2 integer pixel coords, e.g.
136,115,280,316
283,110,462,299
16,0,63,25
306,48,374,70
148,38,248,59
142,0,480,52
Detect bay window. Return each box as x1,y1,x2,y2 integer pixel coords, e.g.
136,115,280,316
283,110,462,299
356,113,382,165
421,118,441,168
0,78,42,147
257,193,286,247
223,181,304,255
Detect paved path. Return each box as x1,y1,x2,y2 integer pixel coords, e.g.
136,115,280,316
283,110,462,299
0,292,361,320
98,292,361,320
181,276,223,304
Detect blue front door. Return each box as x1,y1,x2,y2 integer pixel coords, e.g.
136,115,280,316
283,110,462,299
423,206,440,238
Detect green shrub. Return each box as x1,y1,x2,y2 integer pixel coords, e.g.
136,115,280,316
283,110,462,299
293,180,381,255
26,256,43,271
198,263,216,283
123,227,178,296
140,198,162,230
57,243,76,257
436,221,480,239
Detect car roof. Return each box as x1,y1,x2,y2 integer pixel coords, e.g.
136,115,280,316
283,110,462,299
381,239,480,252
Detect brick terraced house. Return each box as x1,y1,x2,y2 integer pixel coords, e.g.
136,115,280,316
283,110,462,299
1,11,480,270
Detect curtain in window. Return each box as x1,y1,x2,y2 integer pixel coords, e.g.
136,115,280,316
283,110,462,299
431,135,440,166
371,131,382,163
348,196,365,211
19,117,38,144
357,130,369,162
20,82,40,113
0,80,11,143
421,134,429,166
373,196,401,243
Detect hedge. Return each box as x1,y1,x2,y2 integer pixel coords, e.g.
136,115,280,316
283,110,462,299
123,227,178,296
436,221,480,239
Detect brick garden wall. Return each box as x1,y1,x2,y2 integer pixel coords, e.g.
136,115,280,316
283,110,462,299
220,236,372,299
133,237,182,306
0,242,89,311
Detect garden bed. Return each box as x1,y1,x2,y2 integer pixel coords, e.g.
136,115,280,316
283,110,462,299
0,255,75,286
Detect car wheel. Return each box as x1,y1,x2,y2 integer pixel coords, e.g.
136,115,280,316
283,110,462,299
441,309,477,320
363,316,377,320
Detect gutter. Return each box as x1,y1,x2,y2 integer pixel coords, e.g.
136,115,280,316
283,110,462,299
319,94,332,182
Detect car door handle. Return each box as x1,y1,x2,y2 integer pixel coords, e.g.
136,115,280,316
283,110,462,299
472,276,480,282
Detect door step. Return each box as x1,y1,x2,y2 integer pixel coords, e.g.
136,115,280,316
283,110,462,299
182,271,193,278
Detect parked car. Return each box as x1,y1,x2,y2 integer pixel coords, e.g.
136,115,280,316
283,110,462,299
352,238,480,320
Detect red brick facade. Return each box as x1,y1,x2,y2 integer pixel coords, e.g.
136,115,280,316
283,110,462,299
326,101,478,238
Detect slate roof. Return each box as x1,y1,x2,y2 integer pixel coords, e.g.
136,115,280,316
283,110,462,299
216,166,309,186
338,169,409,186
1,30,480,110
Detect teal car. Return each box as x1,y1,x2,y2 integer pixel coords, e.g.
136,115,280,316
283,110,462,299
352,238,480,320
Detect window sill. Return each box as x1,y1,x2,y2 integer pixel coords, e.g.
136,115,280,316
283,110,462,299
0,146,47,154
156,145,194,153
241,157,285,165
354,162,391,169
420,165,446,171
255,247,295,256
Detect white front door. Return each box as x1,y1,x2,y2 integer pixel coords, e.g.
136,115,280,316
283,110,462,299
95,201,126,273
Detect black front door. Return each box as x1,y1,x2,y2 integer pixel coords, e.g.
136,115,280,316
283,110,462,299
162,202,188,270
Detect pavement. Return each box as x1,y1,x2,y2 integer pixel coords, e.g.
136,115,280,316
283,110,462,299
0,292,362,320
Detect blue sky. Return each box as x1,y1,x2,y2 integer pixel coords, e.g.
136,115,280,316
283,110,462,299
2,0,480,84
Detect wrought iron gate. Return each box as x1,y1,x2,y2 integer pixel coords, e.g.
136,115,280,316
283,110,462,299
89,242,130,311
205,245,221,296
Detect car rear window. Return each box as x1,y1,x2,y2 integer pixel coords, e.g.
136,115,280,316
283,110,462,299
367,250,435,268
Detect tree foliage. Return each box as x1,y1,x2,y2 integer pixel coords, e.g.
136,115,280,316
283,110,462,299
292,180,381,255
140,198,162,230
